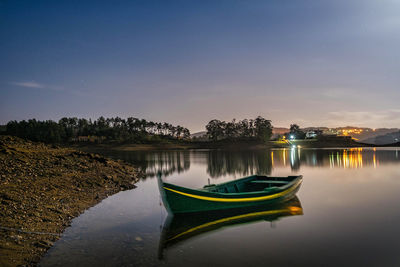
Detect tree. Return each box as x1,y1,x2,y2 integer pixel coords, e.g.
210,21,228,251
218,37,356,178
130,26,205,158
206,119,225,141
205,117,273,142
289,124,305,139
183,128,190,139
290,124,300,133
254,116,273,143
225,119,238,139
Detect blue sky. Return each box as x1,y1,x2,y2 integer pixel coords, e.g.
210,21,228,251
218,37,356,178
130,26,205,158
1,0,399,131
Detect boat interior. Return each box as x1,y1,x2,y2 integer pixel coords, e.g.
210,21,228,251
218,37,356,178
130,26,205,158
203,175,298,194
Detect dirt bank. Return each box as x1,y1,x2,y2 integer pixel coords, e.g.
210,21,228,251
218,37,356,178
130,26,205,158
0,136,143,266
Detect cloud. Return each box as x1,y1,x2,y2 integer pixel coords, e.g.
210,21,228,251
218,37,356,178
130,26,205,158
9,81,65,92
11,81,45,89
10,81,66,92
9,80,103,99
10,81,65,93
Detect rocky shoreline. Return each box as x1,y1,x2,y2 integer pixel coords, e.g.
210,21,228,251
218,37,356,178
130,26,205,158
0,136,143,266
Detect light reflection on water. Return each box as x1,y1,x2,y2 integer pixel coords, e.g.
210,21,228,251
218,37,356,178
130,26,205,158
40,148,400,267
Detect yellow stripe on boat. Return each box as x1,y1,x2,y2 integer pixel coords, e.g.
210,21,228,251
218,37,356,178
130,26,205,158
163,179,301,203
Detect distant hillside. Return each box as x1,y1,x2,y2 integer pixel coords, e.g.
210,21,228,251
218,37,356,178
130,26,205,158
363,131,400,145
272,127,289,135
300,126,399,142
192,126,400,143
335,127,399,142
190,131,207,138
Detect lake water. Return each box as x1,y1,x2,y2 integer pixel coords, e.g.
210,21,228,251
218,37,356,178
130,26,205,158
40,147,400,267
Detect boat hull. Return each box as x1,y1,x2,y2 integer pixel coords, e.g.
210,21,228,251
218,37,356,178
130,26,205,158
159,175,302,213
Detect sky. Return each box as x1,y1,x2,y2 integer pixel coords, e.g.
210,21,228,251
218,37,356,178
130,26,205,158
1,0,399,132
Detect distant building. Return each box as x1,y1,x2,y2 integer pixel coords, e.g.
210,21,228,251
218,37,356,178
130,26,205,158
305,131,317,139
305,130,323,139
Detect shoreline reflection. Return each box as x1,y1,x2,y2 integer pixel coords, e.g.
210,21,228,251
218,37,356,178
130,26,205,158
101,148,400,179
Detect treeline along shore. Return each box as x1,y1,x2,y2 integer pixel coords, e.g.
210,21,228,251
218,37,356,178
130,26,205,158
1,116,396,151
2,116,190,144
1,115,284,147
0,135,143,266
1,116,274,146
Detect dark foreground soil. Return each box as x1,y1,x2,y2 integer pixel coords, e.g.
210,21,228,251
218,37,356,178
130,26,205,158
0,136,143,266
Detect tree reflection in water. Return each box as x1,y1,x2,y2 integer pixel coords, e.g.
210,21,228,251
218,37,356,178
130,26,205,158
103,148,400,179
206,150,272,178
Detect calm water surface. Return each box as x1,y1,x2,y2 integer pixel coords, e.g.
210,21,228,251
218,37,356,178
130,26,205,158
40,148,400,267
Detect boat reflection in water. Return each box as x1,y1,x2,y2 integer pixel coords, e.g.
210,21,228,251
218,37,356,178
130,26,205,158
158,196,303,259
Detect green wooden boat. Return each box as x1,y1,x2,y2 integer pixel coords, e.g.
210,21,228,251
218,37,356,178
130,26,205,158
158,174,302,213
158,196,303,259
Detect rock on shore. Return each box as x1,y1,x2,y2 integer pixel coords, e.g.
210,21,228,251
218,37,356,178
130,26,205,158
0,136,143,266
